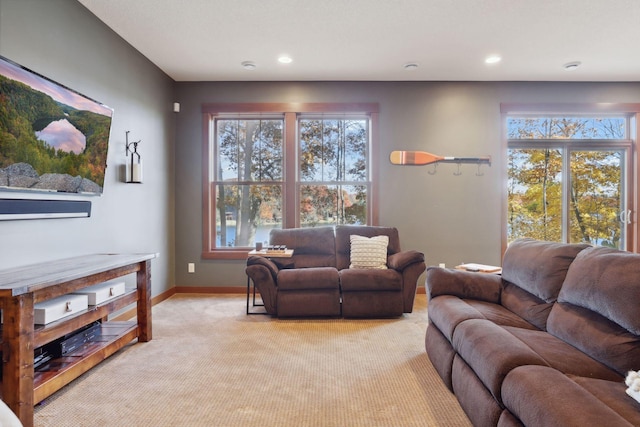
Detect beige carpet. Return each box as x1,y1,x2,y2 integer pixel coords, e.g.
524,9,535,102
34,294,471,427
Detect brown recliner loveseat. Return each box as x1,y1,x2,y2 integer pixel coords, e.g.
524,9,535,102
245,225,426,318
425,238,640,426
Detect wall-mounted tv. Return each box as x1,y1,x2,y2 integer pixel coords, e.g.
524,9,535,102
0,55,113,195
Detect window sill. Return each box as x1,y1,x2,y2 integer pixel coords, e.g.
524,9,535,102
201,249,253,260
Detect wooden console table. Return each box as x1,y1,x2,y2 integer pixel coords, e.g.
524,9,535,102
0,253,155,427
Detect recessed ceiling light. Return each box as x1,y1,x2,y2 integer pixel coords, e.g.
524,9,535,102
241,61,257,70
403,62,419,71
485,55,502,64
563,61,582,71
278,55,293,64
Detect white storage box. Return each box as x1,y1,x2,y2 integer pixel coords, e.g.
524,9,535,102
73,280,126,305
34,294,89,325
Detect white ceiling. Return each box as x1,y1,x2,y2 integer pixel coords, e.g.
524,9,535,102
78,0,640,82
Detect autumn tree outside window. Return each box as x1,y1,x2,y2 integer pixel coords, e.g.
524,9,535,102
298,116,369,227
214,116,284,250
202,103,379,259
506,113,633,250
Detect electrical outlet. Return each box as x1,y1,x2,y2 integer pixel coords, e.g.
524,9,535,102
188,263,195,273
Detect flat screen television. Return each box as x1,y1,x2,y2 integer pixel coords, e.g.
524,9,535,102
0,55,113,196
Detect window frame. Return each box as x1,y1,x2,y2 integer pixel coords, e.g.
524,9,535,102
202,103,379,260
501,103,640,255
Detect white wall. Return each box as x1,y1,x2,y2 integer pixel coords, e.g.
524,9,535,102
0,0,175,295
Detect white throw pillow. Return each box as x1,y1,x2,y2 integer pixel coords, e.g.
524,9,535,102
349,234,389,269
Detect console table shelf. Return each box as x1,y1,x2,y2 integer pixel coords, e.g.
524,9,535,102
32,288,137,348
33,321,138,404
0,253,155,427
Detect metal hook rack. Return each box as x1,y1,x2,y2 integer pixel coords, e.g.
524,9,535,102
429,157,491,176
436,157,492,166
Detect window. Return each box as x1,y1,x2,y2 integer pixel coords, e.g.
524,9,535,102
505,111,634,250
298,116,369,227
215,117,284,248
202,103,379,259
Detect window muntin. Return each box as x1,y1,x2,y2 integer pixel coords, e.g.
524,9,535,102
507,115,631,249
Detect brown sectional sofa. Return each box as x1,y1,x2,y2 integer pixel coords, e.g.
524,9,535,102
425,238,640,426
245,225,425,318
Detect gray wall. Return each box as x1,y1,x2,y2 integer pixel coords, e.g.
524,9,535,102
174,81,640,289
3,0,638,294
0,0,175,295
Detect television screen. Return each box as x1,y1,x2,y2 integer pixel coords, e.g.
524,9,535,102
0,55,113,195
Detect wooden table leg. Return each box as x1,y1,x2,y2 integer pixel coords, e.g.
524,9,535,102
2,293,35,427
136,259,152,342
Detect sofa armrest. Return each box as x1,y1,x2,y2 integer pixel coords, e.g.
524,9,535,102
246,256,279,315
386,250,426,313
247,255,279,280
426,266,501,303
387,250,425,271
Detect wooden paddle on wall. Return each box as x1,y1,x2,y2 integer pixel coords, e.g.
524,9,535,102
390,150,491,166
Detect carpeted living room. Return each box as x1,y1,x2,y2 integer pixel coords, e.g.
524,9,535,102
32,293,471,426
1,1,640,427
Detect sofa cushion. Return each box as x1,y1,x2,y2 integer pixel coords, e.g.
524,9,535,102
547,245,640,376
425,326,457,391
501,238,590,302
349,234,388,269
500,238,590,328
501,281,554,331
502,326,622,381
277,267,339,291
277,289,341,317
339,268,401,292
428,296,537,341
571,375,640,426
452,355,504,427
547,302,640,377
452,319,548,403
558,246,640,335
497,410,523,427
341,291,404,318
335,225,400,270
502,366,636,427
450,319,622,409
270,226,336,268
